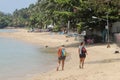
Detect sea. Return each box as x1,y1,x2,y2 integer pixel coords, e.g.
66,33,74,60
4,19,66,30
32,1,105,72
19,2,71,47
0,29,56,80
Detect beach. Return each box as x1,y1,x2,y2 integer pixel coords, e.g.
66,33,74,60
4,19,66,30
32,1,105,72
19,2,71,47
0,29,120,80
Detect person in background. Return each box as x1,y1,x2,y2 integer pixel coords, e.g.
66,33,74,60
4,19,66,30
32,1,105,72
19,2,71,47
78,42,88,69
56,45,66,71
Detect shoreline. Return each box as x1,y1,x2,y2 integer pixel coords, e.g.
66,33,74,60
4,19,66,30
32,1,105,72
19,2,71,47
0,29,120,80
0,28,78,48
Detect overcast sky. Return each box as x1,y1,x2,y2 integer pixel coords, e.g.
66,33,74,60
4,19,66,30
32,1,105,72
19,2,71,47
0,0,37,14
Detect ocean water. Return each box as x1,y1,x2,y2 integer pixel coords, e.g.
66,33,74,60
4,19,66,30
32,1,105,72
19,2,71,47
0,37,56,80
0,29,18,33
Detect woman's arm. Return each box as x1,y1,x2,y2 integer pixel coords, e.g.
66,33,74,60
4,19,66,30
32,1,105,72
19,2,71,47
85,48,88,55
78,48,80,54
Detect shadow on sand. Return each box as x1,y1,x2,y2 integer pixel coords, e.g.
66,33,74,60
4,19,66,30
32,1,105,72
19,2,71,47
86,58,120,64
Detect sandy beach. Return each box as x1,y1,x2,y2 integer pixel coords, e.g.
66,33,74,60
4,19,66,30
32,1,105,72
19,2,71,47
0,29,120,80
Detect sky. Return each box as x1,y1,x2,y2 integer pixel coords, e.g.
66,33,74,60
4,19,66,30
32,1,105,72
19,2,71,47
0,0,37,14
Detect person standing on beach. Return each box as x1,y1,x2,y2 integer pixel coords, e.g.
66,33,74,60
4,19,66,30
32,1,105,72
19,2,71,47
56,45,66,71
78,42,87,69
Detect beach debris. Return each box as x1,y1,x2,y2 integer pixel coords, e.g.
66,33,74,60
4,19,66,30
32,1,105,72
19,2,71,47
114,47,120,54
114,50,119,54
45,45,48,48
66,39,69,42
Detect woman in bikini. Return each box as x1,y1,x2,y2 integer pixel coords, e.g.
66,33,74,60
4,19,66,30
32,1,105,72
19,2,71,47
78,42,88,69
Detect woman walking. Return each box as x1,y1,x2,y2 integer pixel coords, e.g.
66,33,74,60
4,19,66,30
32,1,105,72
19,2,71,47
56,45,66,71
78,42,87,69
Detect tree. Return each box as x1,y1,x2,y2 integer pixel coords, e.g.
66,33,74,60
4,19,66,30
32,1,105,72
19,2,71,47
2,0,118,32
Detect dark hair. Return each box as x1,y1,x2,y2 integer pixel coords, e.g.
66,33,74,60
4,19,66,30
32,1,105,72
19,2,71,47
62,45,65,47
80,42,84,45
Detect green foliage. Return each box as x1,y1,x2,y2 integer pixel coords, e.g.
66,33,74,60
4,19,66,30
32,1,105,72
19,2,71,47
54,0,71,4
0,0,119,31
54,11,73,19
52,25,60,32
76,22,84,33
0,12,12,28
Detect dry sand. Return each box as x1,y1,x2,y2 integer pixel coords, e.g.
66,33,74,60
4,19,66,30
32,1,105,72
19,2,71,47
0,29,120,80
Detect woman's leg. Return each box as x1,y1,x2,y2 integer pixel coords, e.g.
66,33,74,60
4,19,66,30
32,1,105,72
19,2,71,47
82,58,85,68
79,58,82,68
56,60,61,71
62,60,65,70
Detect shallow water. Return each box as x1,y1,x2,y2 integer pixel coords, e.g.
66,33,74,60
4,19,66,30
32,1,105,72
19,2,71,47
0,29,18,33
0,37,56,80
